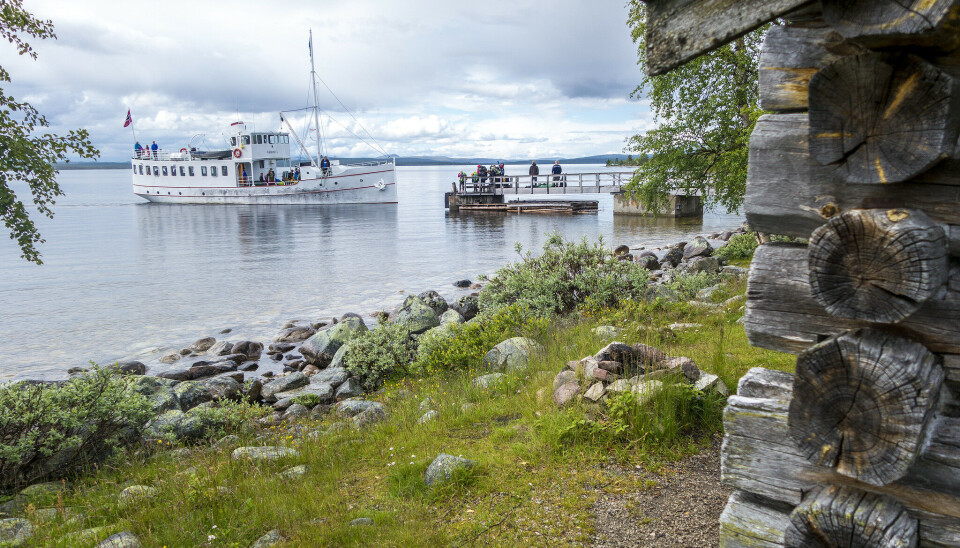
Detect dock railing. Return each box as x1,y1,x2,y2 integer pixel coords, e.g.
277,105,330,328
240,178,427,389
455,171,636,195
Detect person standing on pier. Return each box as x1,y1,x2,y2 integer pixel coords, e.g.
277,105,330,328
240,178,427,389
529,160,539,185
552,160,562,184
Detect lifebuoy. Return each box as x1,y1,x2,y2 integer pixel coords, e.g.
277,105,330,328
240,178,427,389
180,148,188,154
233,148,242,158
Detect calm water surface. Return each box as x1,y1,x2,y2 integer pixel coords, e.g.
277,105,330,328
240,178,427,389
0,165,742,380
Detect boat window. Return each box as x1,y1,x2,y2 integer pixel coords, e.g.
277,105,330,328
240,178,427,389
162,166,168,176
221,166,228,176
242,136,250,145
269,135,277,144
132,165,136,172
211,166,218,177
139,165,144,174
179,166,185,176
230,137,236,147
171,166,177,176
201,166,207,176
255,135,262,145
189,166,195,176
153,166,159,176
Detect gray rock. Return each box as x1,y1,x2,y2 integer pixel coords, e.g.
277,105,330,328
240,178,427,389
662,246,684,268
633,380,664,405
453,279,472,288
682,236,713,259
440,309,464,325
284,403,311,419
232,446,299,461
207,340,234,356
637,253,660,270
350,518,374,527
231,341,263,361
424,453,477,486
418,410,438,424
683,256,720,275
189,337,217,352
592,326,619,339
653,357,701,382
118,485,157,505
279,464,308,479
471,373,505,390
261,372,310,402
0,518,33,546
481,337,543,372
328,344,350,370
221,353,249,365
246,379,263,403
174,381,213,410
312,367,350,387
720,265,749,281
694,373,730,397
250,529,283,548
95,531,142,548
129,376,181,414
274,382,335,405
299,316,368,367
203,376,242,400
553,370,577,391
107,361,146,375
696,284,722,302
274,325,316,343
553,382,581,407
417,290,449,316
583,382,606,402
391,296,440,335
352,406,387,427
607,379,633,393
451,295,479,321
142,410,217,443
159,352,181,363
335,378,363,400
336,400,384,418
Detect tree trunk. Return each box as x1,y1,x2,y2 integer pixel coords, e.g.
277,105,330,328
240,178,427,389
821,0,960,50
785,484,919,548
789,329,942,486
807,209,948,323
808,52,960,184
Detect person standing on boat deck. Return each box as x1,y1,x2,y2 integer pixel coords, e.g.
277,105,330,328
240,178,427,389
150,141,158,159
529,160,539,185
134,142,142,158
320,156,331,176
552,160,562,184
259,173,264,184
294,167,301,181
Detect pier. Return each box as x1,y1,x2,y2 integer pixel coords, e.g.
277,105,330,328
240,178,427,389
445,171,702,217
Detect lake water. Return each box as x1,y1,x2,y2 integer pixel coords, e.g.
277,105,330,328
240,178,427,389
0,165,742,381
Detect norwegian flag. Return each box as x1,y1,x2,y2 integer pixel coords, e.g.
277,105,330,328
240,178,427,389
123,109,132,128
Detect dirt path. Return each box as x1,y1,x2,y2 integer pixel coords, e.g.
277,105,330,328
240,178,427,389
591,436,729,547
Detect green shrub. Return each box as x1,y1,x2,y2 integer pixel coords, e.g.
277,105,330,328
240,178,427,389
713,233,758,261
478,233,649,316
411,305,548,375
664,272,721,300
0,367,152,492
344,323,418,391
186,400,269,434
291,394,326,408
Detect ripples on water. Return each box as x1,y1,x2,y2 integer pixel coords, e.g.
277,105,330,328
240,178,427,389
0,165,743,380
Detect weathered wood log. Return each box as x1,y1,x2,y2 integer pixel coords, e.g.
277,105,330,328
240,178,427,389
643,0,815,76
720,491,791,548
808,53,960,184
760,24,864,112
807,209,948,323
785,485,919,547
745,243,960,355
789,329,943,485
744,114,960,249
821,0,960,50
722,368,960,548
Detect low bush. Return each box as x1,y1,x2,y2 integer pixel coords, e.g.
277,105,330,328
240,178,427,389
713,233,758,262
478,233,650,316
411,305,549,375
344,323,418,391
663,271,721,300
0,367,152,492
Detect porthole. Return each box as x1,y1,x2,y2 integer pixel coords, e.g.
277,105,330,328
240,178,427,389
202,192,205,196
179,192,182,195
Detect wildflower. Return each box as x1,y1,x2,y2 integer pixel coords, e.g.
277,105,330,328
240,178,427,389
208,535,216,541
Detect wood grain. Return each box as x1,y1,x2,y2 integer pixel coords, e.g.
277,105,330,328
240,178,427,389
821,0,960,50
785,484,919,547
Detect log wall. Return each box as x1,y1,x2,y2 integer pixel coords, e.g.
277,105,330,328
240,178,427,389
643,1,960,546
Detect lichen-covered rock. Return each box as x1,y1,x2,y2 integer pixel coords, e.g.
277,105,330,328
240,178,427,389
274,382,334,405
284,403,311,419
471,373,506,390
352,406,387,427
107,361,146,375
440,309,464,325
482,337,543,372
274,325,316,343
312,367,349,387
142,410,221,444
424,453,477,486
335,400,384,418
129,376,181,414
553,370,577,391
694,373,730,397
261,372,309,402
335,378,363,400
328,343,350,370
417,290,449,317
174,381,212,410
232,446,299,461
720,265,749,281
95,531,142,548
118,485,157,506
0,518,33,546
207,340,234,356
350,518,374,527
634,380,664,405
662,246,684,268
251,529,283,547
452,295,479,321
583,382,606,402
203,375,242,401
682,236,713,259
682,256,720,275
592,326,619,339
391,296,440,335
637,253,660,270
299,316,368,367
231,341,263,361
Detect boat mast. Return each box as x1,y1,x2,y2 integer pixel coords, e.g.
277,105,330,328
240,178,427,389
309,29,323,167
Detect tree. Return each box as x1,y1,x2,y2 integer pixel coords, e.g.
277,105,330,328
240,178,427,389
624,1,766,213
0,0,98,264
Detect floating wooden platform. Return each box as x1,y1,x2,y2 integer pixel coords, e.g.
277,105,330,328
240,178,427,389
456,199,598,214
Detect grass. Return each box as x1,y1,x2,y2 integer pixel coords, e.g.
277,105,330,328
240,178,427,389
22,276,795,547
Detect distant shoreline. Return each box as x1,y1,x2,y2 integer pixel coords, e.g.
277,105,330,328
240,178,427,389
56,156,630,170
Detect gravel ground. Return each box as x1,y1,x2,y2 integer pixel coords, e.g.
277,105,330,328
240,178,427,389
591,435,729,547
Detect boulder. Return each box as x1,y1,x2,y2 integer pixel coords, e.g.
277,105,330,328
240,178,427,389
231,341,263,361
335,400,384,418
189,337,217,352
335,378,363,400
418,410,438,424
352,406,387,427
637,253,661,270
682,236,713,259
274,325,316,343
417,290,449,316
261,372,309,402
662,246,684,268
453,279,472,288
246,379,263,403
174,381,213,410
583,382,606,402
142,410,219,443
312,367,349,387
694,373,730,397
274,382,335,405
107,361,146,375
647,357,700,382
284,403,311,419
553,370,577,391
203,376,242,400
232,446,299,461
328,344,350,370
159,352,180,364
391,296,440,335
481,337,543,373
440,309,464,325
251,529,283,548
95,531,143,548
207,341,234,356
0,518,32,546
221,353,249,365
118,485,157,506
471,373,506,390
129,376,181,414
239,362,259,372
299,316,368,367
451,295,479,321
696,285,721,302
424,453,477,486
614,244,630,256
682,256,720,275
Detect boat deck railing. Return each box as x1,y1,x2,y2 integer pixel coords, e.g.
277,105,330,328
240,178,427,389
455,171,636,195
131,150,195,161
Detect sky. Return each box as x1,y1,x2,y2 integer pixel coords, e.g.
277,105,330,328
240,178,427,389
2,0,654,161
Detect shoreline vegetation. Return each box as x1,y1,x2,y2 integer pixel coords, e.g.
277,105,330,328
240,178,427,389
0,228,796,547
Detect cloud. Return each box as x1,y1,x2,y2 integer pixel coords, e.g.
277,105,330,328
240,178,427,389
4,0,653,160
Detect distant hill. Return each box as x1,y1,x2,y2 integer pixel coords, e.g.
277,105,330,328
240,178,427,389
57,154,636,170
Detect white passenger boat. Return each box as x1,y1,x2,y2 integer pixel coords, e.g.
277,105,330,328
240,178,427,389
131,32,397,205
